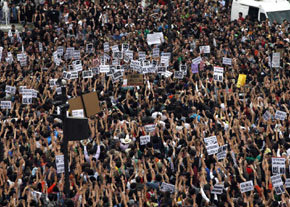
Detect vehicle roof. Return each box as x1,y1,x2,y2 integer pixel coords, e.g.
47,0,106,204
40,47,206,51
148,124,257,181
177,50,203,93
237,0,290,12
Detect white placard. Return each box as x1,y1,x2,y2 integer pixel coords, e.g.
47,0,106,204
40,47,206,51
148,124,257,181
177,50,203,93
72,60,83,71
160,182,175,193
200,45,210,54
125,50,133,60
240,181,254,193
275,110,287,121
153,48,160,58
91,67,99,75
1,101,11,109
49,79,57,87
204,136,219,155
271,174,283,187
122,43,129,51
140,135,150,145
66,47,74,59
5,85,16,95
138,51,146,60
211,184,224,195
113,71,123,81
55,155,65,174
19,86,27,94
147,33,161,45
222,57,232,65
70,71,78,80
104,42,110,52
57,46,64,56
271,174,285,195
72,109,84,118
144,124,156,133
86,43,93,54
217,144,227,160
53,51,61,66
82,70,93,78
263,110,271,121
272,52,280,68
272,158,286,175
22,96,32,104
100,65,110,73
285,178,290,188
214,66,224,82
157,66,166,74
179,64,187,75
192,56,202,65
56,87,62,95
174,71,184,79
160,56,170,66
163,70,173,78
111,45,119,52
73,50,81,59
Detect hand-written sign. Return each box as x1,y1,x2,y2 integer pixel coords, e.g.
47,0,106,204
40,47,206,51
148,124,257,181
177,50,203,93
127,74,144,86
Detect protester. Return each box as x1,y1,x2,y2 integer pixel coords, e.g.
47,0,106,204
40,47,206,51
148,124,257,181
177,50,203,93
0,0,289,206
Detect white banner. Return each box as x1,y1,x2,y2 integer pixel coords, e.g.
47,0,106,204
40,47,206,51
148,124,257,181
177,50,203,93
160,182,175,193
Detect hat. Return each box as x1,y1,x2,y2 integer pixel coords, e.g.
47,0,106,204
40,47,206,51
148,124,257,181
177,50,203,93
121,134,132,144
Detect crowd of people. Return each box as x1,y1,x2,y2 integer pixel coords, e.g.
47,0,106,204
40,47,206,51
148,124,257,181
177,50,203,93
0,0,289,206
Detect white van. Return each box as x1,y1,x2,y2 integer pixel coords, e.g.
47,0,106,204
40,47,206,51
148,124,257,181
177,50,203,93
231,0,290,24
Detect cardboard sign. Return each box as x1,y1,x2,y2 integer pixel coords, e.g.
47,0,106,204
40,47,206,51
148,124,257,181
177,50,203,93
160,182,175,193
275,110,287,121
1,101,11,109
272,52,280,68
55,155,65,174
213,66,224,82
222,57,232,65
179,64,187,75
240,181,254,193
204,136,219,155
70,71,79,80
73,50,81,59
127,74,144,86
140,135,150,145
113,71,123,81
272,157,286,175
68,91,101,117
262,110,271,121
199,45,210,54
211,184,224,195
237,74,246,88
